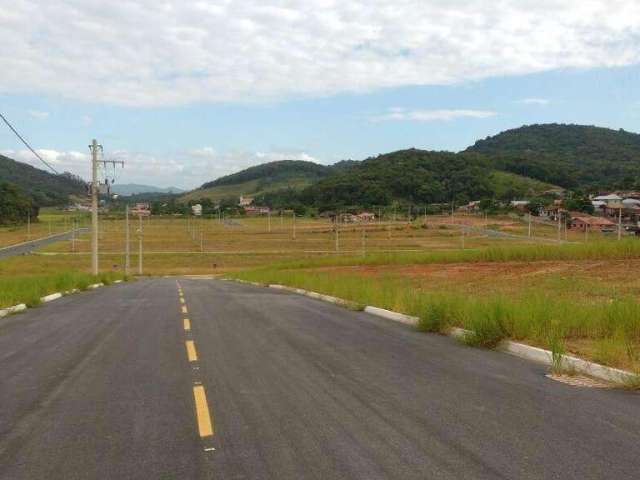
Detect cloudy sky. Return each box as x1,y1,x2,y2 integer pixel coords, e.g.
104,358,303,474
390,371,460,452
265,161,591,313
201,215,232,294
1,0,640,189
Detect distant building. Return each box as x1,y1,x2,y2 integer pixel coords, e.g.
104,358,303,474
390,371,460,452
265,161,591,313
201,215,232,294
239,195,253,207
130,203,151,216
244,205,270,215
510,200,530,211
191,204,202,216
355,212,376,222
570,215,616,232
593,194,623,206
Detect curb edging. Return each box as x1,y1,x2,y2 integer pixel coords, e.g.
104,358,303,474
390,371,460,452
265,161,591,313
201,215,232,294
0,280,122,320
232,279,638,386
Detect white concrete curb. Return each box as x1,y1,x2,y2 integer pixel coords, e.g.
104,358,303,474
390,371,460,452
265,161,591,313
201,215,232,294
363,306,418,326
0,280,123,321
232,280,639,386
41,292,63,303
0,304,27,318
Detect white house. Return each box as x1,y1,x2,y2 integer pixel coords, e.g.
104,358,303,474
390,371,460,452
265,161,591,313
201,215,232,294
191,204,202,216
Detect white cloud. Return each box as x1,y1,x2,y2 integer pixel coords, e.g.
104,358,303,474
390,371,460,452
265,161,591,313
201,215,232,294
371,108,497,122
519,98,550,105
28,110,49,120
0,1,639,106
1,146,319,189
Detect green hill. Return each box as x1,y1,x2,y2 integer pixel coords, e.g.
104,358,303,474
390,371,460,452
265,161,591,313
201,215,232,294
181,160,331,202
296,149,555,210
467,124,640,190
0,154,86,206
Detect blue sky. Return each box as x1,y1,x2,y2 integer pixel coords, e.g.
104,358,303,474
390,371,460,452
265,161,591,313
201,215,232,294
1,1,640,189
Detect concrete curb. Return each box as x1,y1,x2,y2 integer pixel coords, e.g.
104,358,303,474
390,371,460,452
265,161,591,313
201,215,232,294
0,280,122,321
41,292,63,303
234,280,639,386
0,304,27,318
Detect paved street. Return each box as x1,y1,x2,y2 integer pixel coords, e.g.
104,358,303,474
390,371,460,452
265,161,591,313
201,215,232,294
1,278,638,479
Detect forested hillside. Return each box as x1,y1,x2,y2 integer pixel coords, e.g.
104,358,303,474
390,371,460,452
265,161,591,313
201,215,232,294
182,160,332,202
0,154,86,206
468,124,640,189
0,182,38,224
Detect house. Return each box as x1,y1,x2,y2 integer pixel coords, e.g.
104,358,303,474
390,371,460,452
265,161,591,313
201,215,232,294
593,194,623,206
130,203,151,216
191,204,202,216
244,205,270,215
238,195,253,207
355,212,376,222
458,201,481,213
570,215,616,232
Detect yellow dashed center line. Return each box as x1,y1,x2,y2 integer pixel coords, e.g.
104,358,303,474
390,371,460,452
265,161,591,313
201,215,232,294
180,297,185,304
183,318,191,331
185,340,198,362
181,305,188,314
193,385,214,437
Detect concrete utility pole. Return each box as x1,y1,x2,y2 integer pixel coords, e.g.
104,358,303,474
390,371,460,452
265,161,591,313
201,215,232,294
268,210,271,233
125,205,130,275
27,212,31,239
138,214,143,275
335,218,340,252
292,212,297,240
361,226,366,257
528,213,532,238
557,212,562,242
618,207,623,241
90,139,100,275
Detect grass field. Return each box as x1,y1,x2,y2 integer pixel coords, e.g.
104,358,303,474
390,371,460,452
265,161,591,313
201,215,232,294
0,208,89,248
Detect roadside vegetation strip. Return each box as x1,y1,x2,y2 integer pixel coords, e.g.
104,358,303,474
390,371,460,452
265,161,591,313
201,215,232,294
227,270,640,386
0,271,127,311
255,238,640,271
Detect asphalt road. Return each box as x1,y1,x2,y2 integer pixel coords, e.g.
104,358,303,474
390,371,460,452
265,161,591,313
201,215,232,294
0,278,639,479
0,228,88,259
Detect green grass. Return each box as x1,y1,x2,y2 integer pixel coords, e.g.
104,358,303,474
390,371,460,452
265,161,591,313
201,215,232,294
260,238,640,270
228,268,640,374
0,271,127,309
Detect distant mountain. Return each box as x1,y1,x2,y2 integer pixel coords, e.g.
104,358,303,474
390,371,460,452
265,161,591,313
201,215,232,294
111,184,185,196
467,123,640,190
0,154,86,206
181,160,332,202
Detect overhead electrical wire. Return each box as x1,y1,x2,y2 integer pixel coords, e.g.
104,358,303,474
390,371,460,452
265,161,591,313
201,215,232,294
0,111,59,174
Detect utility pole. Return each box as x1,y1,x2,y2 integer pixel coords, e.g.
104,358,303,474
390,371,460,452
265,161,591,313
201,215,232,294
557,212,562,242
461,226,465,249
27,212,31,240
292,211,296,240
89,139,123,275
200,231,204,252
618,207,622,241
90,139,100,275
335,218,340,252
138,214,143,275
125,205,130,275
361,226,366,257
268,210,271,233
585,224,589,243
528,212,532,238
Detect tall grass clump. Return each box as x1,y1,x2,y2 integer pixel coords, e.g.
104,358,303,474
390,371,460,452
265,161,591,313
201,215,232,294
0,271,127,309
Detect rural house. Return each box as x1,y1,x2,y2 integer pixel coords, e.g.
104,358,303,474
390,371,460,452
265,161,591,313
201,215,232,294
570,215,616,232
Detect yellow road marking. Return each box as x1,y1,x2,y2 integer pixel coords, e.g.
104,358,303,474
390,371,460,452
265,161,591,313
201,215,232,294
186,340,198,362
181,305,188,314
193,385,214,437
180,297,185,304
183,318,191,331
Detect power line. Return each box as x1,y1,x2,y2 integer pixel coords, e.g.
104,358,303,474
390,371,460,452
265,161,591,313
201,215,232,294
0,111,59,174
